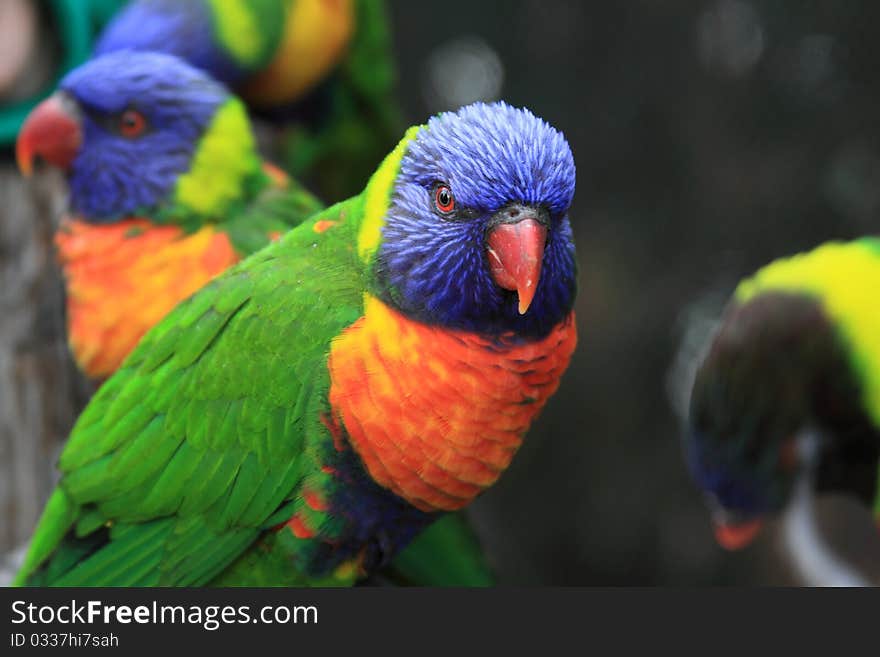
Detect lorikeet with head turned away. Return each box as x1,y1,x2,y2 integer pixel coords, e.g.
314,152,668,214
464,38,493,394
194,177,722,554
93,0,401,199
686,240,880,551
14,100,578,586
16,51,494,586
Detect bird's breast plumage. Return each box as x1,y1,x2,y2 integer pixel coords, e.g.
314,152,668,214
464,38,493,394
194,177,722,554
55,217,238,378
328,294,578,512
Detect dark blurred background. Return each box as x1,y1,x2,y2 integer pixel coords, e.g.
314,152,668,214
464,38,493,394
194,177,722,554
390,0,880,584
4,0,880,584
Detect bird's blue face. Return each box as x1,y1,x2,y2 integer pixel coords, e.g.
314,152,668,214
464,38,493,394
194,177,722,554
684,425,797,550
686,429,788,516
18,51,229,222
377,102,578,339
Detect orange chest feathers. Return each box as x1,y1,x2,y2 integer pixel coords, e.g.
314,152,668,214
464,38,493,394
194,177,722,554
55,217,239,379
328,294,578,513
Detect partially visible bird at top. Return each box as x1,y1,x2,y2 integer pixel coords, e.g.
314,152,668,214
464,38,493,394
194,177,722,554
684,239,880,562
93,0,402,199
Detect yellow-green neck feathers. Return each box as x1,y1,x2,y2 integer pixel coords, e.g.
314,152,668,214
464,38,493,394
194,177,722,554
172,98,264,221
206,0,287,69
356,124,422,263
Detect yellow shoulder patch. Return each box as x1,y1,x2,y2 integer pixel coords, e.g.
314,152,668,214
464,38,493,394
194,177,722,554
206,0,264,65
736,239,880,427
357,125,422,263
173,99,261,219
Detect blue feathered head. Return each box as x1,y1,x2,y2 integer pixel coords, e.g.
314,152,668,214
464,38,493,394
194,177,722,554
368,101,577,339
17,51,261,223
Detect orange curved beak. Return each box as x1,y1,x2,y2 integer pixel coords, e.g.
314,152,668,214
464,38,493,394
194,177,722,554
486,209,548,314
16,93,82,177
713,517,764,550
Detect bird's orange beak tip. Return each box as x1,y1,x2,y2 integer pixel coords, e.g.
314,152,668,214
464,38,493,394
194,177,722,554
713,517,763,550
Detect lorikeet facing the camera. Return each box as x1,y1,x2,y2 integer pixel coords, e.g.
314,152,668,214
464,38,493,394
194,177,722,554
14,100,578,586
686,239,880,551
93,0,401,199
16,51,495,586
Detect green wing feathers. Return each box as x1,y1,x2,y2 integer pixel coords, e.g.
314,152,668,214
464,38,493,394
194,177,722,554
226,175,325,255
16,201,364,586
18,193,496,586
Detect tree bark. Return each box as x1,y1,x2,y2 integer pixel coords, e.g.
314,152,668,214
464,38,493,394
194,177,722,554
0,162,92,555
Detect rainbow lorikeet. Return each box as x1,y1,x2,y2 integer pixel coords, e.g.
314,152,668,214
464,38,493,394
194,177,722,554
16,51,322,381
93,0,401,199
15,51,494,586
14,99,578,586
686,239,880,551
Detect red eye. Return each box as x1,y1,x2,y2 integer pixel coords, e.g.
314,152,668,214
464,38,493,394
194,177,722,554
434,184,455,213
119,109,146,138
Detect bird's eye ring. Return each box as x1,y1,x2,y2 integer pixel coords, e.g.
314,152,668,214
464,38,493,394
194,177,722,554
119,109,147,138
434,184,455,214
